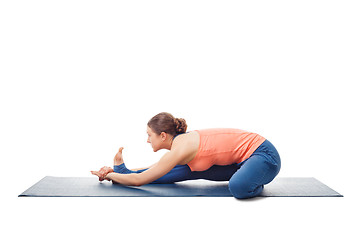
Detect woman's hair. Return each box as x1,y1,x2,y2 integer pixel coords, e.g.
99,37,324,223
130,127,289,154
147,112,187,136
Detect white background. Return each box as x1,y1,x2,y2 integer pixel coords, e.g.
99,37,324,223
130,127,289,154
1,1,359,239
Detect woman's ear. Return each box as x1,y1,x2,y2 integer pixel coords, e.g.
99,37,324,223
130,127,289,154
160,132,167,141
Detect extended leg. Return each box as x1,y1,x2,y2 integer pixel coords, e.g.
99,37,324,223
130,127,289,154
113,163,240,184
113,163,192,183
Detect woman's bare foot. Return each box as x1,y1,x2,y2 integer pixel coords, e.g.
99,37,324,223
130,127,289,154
114,147,124,166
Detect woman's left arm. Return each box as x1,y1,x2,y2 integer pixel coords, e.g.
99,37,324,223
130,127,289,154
105,147,187,186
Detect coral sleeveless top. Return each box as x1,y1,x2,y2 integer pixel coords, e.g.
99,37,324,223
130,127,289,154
187,128,266,171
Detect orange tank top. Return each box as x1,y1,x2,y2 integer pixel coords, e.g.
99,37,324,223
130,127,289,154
187,128,266,171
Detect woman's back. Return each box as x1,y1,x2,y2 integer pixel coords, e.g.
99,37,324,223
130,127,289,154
174,128,265,171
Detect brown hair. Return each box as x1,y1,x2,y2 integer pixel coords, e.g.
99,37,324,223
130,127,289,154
147,112,187,136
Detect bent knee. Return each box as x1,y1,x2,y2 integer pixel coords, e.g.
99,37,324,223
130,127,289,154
228,179,263,199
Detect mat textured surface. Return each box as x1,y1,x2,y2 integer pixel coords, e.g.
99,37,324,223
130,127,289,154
19,176,343,197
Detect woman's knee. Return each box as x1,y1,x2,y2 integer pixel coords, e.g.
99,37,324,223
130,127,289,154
228,178,263,199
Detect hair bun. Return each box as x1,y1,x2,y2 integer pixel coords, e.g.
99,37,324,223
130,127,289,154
174,118,187,134
148,112,188,136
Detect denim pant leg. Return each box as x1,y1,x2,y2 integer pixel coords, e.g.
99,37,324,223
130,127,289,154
114,163,239,184
113,164,195,183
228,140,281,199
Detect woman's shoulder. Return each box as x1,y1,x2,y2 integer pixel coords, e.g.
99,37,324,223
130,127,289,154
171,131,200,164
174,130,199,141
172,131,200,149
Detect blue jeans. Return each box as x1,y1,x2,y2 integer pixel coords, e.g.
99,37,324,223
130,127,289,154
228,139,281,198
114,140,281,199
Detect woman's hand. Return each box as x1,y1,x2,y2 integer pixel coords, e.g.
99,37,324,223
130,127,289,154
91,166,114,181
91,146,125,181
99,166,113,176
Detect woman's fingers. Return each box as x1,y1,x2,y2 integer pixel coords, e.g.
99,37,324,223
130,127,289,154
92,167,114,182
99,168,106,176
98,166,113,177
91,171,102,178
91,171,105,181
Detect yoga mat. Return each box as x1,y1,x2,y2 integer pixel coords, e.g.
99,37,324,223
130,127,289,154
19,177,343,197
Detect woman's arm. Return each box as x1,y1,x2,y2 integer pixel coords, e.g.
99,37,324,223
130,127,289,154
104,172,140,186
105,147,189,186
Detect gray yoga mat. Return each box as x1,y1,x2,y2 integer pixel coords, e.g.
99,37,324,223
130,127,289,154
19,176,343,197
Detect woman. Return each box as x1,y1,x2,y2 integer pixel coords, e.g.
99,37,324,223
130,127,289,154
91,112,281,199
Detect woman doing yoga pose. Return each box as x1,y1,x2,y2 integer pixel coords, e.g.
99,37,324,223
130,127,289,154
91,112,281,199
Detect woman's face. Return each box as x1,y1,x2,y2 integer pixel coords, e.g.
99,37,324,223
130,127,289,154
147,126,163,152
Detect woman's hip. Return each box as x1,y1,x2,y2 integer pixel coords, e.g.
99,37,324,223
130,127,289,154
250,139,281,166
